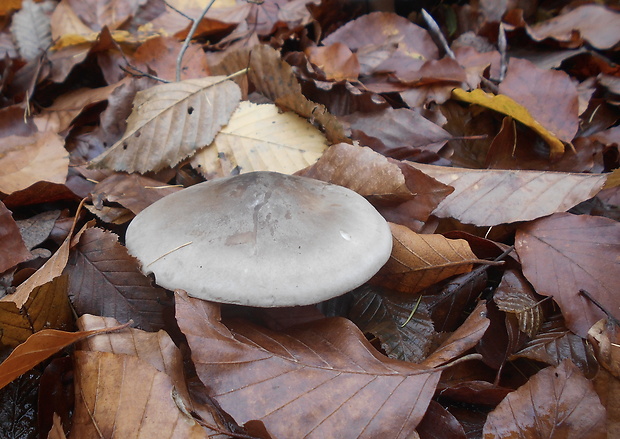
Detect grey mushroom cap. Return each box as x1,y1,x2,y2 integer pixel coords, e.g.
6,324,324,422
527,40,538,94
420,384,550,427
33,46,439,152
125,171,393,307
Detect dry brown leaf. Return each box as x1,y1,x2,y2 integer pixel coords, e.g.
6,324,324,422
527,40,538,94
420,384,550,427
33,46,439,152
0,131,69,195
90,76,241,173
371,223,482,294
483,360,606,438
409,163,607,226
588,319,620,378
70,351,215,439
0,275,72,347
66,228,168,331
305,43,360,81
516,213,620,337
0,201,31,272
191,101,328,178
0,321,126,390
176,291,447,438
493,270,543,337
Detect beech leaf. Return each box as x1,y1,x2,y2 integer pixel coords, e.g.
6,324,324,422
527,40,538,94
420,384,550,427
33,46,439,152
191,101,328,178
89,76,241,173
175,291,444,438
0,201,31,273
483,360,606,439
409,163,607,226
516,213,620,337
371,223,482,294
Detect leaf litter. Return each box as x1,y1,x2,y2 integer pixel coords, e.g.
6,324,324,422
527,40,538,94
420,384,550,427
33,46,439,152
0,1,618,438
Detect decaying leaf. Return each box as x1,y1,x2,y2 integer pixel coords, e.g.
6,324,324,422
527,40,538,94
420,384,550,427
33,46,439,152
371,223,482,294
10,0,52,60
0,201,31,273
452,88,565,158
493,270,543,337
176,291,448,438
516,213,620,337
191,101,328,178
483,360,606,438
0,131,69,195
90,76,241,173
410,162,607,226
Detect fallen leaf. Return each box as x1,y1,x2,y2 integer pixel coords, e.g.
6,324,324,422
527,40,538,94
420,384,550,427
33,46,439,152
371,223,482,294
452,88,565,158
66,228,168,331
0,201,31,272
305,43,360,81
516,213,620,337
0,322,126,390
483,360,606,439
588,319,620,378
493,270,543,337
191,101,328,178
90,76,242,173
176,291,444,438
498,58,579,144
409,162,607,226
0,131,69,195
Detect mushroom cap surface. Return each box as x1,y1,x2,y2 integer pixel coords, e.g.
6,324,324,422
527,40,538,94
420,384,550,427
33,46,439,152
126,171,392,307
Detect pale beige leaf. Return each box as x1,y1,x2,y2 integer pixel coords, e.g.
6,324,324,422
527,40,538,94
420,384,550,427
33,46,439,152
0,132,68,195
371,223,482,294
10,0,52,60
90,76,241,173
409,163,607,226
191,102,327,177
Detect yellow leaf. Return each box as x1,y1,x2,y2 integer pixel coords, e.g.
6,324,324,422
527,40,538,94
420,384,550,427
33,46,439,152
452,88,565,159
191,101,328,177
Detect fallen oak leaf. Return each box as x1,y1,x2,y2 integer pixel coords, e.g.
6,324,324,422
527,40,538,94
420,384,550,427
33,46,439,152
175,290,465,439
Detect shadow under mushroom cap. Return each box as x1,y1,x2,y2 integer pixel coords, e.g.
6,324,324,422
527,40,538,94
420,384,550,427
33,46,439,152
125,171,393,307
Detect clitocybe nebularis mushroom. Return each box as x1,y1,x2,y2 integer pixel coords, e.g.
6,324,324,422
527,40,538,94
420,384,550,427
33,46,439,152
126,171,392,307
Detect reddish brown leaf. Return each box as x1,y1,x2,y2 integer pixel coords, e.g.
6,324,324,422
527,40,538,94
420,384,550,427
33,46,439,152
175,291,444,438
305,43,360,82
483,360,606,439
516,213,620,337
66,228,168,331
498,58,579,143
0,201,30,272
493,270,543,337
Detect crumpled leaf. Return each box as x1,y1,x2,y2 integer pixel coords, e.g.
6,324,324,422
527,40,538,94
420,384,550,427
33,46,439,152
90,76,241,173
348,286,437,362
371,223,483,294
175,291,447,438
493,270,543,337
191,101,328,178
588,319,620,378
0,131,69,195
66,228,168,331
483,360,606,439
516,213,620,337
452,88,565,158
409,162,607,226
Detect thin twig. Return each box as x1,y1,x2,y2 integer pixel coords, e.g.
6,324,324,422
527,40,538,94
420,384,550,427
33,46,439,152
161,0,194,20
112,38,169,83
147,241,193,267
421,9,455,59
176,0,217,82
579,289,620,327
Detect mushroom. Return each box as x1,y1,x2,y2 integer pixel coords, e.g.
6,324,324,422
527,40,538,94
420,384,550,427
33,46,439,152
125,171,392,307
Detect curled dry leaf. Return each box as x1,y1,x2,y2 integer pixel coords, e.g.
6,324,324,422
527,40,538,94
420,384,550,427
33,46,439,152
90,76,241,173
588,319,620,378
516,213,620,337
483,360,606,439
409,162,607,226
371,223,482,295
511,315,598,378
175,291,449,439
191,102,328,178
0,131,69,195
305,43,360,82
493,270,543,337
